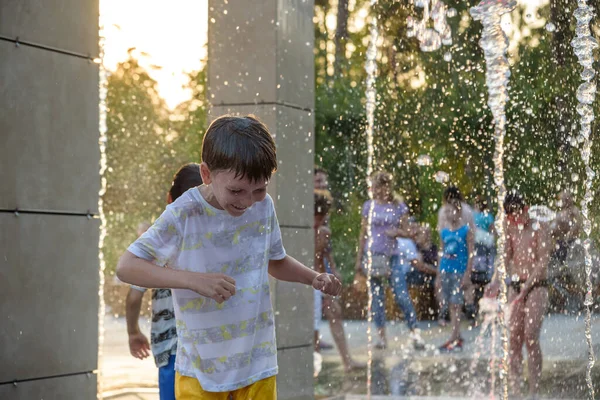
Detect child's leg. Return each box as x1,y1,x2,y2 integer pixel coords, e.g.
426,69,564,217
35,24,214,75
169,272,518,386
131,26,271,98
175,372,230,400
443,272,463,341
390,264,418,330
232,376,277,400
435,274,447,323
314,289,323,351
508,290,526,396
371,277,387,341
524,287,548,396
323,295,364,371
158,354,176,400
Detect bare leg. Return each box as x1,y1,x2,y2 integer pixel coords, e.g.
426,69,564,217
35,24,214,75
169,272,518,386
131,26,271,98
524,288,548,397
509,289,526,397
435,276,447,325
323,296,365,371
449,304,461,341
464,280,475,305
378,327,386,343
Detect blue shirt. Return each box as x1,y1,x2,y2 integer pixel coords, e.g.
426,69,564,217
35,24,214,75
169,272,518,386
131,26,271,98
440,224,470,274
474,211,494,232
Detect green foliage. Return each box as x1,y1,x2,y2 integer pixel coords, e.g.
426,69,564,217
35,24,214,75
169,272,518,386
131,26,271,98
102,56,207,276
314,1,600,282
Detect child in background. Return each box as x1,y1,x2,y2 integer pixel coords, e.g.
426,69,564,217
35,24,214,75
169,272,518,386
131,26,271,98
117,115,341,399
488,191,551,398
125,163,203,400
437,186,475,352
314,189,365,372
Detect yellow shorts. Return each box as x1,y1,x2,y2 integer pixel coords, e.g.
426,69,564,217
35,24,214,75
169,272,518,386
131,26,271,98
175,372,277,400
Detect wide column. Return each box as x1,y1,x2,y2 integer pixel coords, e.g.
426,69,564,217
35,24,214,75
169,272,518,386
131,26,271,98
208,1,315,399
0,2,101,399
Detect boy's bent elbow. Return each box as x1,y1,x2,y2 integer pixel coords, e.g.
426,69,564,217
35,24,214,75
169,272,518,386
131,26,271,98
116,251,135,283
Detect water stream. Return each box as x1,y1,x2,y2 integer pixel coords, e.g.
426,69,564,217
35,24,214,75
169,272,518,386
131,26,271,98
470,1,517,398
570,1,598,398
364,0,379,397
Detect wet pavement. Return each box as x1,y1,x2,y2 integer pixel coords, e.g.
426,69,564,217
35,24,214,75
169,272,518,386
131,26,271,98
101,313,600,399
101,315,158,397
316,313,600,399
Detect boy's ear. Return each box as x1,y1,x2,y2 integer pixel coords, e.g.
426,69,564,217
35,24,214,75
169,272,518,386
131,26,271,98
200,162,212,185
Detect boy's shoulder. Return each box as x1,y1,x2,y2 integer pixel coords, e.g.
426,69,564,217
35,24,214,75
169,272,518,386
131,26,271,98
164,188,207,221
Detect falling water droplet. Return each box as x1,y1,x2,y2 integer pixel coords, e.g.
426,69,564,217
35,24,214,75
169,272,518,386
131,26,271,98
434,171,449,183
576,81,596,104
417,154,433,166
545,22,556,32
581,68,596,81
443,52,452,62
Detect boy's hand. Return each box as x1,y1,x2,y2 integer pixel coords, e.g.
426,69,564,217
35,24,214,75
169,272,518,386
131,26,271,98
190,273,236,303
128,332,150,359
313,273,342,296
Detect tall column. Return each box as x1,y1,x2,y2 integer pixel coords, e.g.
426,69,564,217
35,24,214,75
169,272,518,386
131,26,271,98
208,1,315,399
0,2,100,399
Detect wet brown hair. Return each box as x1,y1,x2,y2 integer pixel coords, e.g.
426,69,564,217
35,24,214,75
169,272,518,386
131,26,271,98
314,189,333,216
169,163,203,201
201,115,277,182
504,190,526,215
443,185,463,209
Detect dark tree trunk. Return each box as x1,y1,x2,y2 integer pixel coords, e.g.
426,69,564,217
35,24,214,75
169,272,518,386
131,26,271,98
550,0,574,183
333,0,349,77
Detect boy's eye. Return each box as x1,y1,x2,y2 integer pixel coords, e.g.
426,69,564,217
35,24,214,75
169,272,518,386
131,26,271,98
230,189,242,194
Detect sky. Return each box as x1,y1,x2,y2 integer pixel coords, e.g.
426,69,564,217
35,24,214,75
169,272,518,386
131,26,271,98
100,0,208,109
99,0,547,109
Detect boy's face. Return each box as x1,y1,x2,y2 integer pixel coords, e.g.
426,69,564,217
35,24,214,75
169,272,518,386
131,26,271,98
443,201,461,224
201,165,269,217
314,172,328,190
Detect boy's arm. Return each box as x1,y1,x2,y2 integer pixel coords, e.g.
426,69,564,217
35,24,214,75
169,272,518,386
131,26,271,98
461,227,475,288
325,251,342,280
269,255,342,296
117,251,236,303
412,254,437,275
125,287,150,359
322,232,341,280
386,214,412,238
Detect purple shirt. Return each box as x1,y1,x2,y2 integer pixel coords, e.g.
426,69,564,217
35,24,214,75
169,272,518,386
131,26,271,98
362,200,409,257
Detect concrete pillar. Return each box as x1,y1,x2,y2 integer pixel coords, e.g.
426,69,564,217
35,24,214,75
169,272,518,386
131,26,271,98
0,2,100,399
208,1,315,399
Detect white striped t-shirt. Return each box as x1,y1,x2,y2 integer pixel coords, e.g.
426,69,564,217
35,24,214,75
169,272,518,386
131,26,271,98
128,188,285,392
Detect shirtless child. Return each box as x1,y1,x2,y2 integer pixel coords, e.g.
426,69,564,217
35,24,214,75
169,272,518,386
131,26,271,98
314,190,364,372
489,191,552,398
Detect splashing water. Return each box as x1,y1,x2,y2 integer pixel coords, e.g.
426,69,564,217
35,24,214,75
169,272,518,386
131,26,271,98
407,0,455,53
470,1,516,398
364,1,379,397
97,13,109,400
469,297,501,399
570,1,598,398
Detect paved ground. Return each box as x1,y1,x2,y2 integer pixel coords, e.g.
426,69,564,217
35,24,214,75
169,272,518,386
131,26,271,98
101,313,600,399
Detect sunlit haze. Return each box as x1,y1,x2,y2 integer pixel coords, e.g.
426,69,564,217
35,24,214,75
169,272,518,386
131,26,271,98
101,0,208,109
